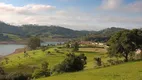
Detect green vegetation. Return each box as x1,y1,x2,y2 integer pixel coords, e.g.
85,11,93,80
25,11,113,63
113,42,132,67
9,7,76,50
32,61,51,79
27,36,41,50
73,42,79,51
107,29,142,62
82,27,126,42
53,53,87,73
38,61,142,80
0,21,129,42
3,33,21,41
0,27,142,80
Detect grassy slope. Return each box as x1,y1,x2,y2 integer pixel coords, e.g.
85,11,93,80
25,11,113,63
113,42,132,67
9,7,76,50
1,47,66,73
38,61,142,80
1,47,141,80
1,47,106,73
3,33,21,41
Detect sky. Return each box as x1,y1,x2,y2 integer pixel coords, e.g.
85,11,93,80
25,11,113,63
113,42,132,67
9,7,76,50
0,0,142,30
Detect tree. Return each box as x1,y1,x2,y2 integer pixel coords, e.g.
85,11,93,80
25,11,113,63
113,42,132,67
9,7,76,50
53,53,87,73
66,43,70,48
32,61,50,78
131,29,142,49
73,42,79,51
27,36,40,50
130,29,142,59
107,30,137,62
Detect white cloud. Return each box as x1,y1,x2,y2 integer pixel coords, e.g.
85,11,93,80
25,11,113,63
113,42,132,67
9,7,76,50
0,2,142,30
124,0,142,12
100,0,123,10
0,3,55,15
100,0,142,13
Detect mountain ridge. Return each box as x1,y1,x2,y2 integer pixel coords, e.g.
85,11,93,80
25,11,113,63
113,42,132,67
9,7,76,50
0,21,139,42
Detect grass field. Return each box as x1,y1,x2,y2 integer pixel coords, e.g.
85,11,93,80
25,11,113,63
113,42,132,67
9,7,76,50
1,47,141,80
0,47,107,73
38,61,142,80
3,33,21,41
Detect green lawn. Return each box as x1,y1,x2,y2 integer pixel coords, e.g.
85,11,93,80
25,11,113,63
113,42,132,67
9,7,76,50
38,61,142,80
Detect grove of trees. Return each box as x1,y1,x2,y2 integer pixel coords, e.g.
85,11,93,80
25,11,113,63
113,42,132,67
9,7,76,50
107,29,142,62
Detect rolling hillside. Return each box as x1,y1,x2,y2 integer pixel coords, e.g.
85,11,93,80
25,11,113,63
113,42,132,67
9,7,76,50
38,61,142,80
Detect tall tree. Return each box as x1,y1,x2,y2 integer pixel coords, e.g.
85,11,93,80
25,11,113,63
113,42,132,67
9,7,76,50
73,42,79,52
27,36,41,50
130,29,142,50
107,30,137,62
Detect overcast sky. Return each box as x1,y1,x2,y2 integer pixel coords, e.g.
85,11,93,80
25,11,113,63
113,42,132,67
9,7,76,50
0,0,142,30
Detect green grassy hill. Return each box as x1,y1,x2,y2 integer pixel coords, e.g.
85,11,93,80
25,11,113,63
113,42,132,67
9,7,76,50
1,47,107,73
3,33,22,41
1,47,141,80
38,61,142,80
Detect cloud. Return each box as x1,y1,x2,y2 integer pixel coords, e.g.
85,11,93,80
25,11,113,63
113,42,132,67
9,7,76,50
99,0,142,13
100,0,123,10
0,3,56,15
124,1,142,12
0,2,142,30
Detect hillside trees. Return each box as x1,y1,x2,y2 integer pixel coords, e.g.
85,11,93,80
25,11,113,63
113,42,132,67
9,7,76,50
107,29,142,62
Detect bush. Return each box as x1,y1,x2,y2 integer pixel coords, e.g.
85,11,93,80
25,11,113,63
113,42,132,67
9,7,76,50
32,69,50,79
107,59,124,65
41,46,48,52
53,53,87,73
6,72,31,80
94,57,102,66
32,61,51,79
0,75,6,80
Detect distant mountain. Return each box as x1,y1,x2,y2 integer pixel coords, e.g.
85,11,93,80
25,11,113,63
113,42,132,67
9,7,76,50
95,27,126,37
0,21,24,36
0,21,134,42
83,27,127,42
0,22,90,41
21,25,89,38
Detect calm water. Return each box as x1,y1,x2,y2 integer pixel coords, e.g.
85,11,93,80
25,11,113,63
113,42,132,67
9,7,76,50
0,42,64,56
0,44,25,56
41,42,64,46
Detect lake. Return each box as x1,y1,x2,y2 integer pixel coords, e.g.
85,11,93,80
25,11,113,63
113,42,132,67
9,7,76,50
41,42,64,46
0,42,64,56
0,44,25,56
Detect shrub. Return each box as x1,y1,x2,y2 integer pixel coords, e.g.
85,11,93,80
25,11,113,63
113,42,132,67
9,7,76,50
6,72,31,80
32,69,50,79
41,46,48,52
94,57,102,66
0,67,5,75
32,61,51,79
0,75,6,80
53,53,87,73
107,59,124,65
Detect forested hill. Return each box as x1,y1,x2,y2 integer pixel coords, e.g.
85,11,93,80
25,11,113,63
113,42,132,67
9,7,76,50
82,27,127,42
0,21,133,42
0,21,91,41
0,22,24,35
21,25,89,38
